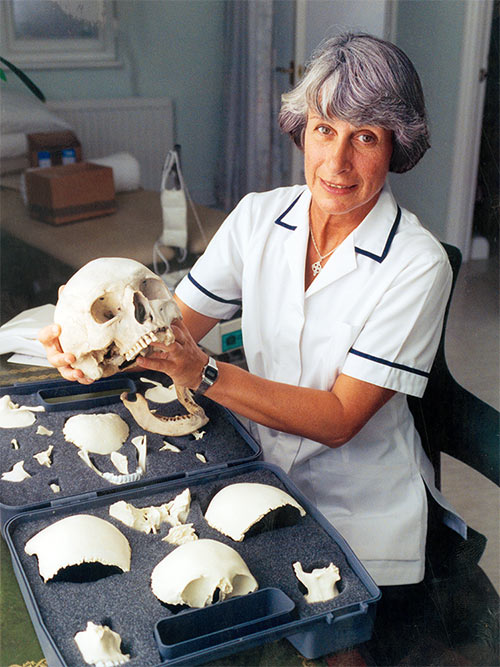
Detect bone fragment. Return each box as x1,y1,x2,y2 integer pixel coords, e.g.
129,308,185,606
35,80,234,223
195,453,207,463
11,439,19,450
159,440,181,453
74,621,130,666
2,460,31,482
0,395,44,428
293,562,341,603
193,430,206,440
50,483,61,493
140,378,178,403
163,523,198,545
64,413,129,455
110,451,129,475
109,488,191,534
121,390,208,436
36,425,54,436
34,445,54,467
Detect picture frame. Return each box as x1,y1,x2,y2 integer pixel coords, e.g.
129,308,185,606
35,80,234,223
0,0,119,69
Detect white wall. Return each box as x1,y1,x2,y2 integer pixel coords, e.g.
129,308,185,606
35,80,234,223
389,0,467,243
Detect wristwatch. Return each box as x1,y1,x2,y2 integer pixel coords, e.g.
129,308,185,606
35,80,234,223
196,356,219,394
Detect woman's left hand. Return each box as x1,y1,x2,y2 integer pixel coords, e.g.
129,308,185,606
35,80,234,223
136,319,208,391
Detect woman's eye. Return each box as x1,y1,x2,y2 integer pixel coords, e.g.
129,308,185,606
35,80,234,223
358,133,375,144
317,125,331,135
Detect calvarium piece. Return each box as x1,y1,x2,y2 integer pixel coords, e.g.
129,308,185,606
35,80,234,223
205,482,306,541
24,514,131,582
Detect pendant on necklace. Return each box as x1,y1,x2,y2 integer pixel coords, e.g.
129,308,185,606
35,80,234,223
312,260,322,276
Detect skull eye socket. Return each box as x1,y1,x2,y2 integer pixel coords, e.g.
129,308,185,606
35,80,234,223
91,294,121,324
140,278,168,300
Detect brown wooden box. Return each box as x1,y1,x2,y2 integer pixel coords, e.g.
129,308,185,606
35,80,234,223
25,162,117,225
27,130,82,167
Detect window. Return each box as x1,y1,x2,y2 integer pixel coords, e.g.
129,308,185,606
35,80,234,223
0,0,118,69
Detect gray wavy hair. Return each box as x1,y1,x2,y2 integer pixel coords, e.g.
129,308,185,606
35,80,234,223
279,32,430,173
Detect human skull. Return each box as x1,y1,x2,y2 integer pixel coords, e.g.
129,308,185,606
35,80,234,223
151,539,258,608
55,258,181,380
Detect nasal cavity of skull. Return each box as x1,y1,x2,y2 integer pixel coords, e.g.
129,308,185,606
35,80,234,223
91,293,121,324
133,292,151,324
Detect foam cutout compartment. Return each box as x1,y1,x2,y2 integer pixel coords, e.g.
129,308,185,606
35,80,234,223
0,372,259,525
6,465,379,666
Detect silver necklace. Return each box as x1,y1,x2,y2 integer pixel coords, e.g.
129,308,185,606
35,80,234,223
310,226,337,276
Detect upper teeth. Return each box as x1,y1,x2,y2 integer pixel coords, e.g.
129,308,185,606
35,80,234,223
326,182,347,188
125,331,159,361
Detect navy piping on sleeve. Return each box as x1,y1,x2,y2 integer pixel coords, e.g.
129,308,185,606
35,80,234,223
348,347,430,378
187,273,242,306
355,206,401,263
274,193,303,230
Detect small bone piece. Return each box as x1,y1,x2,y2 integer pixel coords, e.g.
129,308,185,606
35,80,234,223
205,483,306,541
50,483,61,493
64,413,129,455
0,395,44,428
25,514,131,583
109,488,191,534
36,425,54,436
151,539,258,608
159,440,181,453
121,388,208,436
293,562,341,603
11,439,20,450
2,460,31,482
140,377,178,403
192,430,205,440
110,451,129,475
195,453,207,463
74,621,130,666
34,445,54,467
163,523,198,545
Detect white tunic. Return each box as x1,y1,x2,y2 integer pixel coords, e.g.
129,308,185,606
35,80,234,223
176,183,463,585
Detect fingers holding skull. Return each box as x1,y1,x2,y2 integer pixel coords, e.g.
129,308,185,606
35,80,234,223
138,319,208,390
37,324,93,384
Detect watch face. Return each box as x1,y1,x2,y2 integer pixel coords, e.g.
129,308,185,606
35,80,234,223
205,365,218,382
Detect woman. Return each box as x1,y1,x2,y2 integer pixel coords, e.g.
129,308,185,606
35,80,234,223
40,33,459,591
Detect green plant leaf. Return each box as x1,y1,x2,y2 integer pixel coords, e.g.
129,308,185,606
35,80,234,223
0,69,6,82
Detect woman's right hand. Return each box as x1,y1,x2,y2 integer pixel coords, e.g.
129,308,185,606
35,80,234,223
37,324,93,384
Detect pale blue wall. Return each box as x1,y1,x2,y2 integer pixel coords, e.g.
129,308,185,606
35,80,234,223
16,0,226,205
389,0,466,241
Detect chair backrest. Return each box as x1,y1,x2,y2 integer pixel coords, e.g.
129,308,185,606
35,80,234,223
408,243,499,488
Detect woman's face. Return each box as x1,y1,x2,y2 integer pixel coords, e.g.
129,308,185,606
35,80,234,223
303,111,393,228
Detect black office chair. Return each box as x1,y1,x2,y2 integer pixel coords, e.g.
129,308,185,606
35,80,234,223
408,243,499,492
368,243,499,666
403,243,499,665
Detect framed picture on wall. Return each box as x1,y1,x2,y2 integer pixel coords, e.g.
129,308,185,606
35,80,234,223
0,0,118,69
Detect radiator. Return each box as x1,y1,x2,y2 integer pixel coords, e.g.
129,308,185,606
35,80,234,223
47,98,174,191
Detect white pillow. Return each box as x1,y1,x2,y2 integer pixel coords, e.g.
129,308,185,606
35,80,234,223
0,88,72,134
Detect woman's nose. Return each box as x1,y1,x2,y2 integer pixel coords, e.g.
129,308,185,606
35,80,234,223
326,138,352,173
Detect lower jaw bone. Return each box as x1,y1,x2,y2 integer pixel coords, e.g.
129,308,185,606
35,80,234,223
120,388,208,436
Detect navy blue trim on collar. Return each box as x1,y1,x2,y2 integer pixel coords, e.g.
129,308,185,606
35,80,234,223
354,206,401,263
349,347,430,378
187,273,242,306
274,193,303,230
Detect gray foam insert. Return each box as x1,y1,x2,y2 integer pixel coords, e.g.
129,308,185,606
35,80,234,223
0,372,255,513
9,467,374,667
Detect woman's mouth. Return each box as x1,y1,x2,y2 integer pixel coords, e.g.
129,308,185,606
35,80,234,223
321,179,356,192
